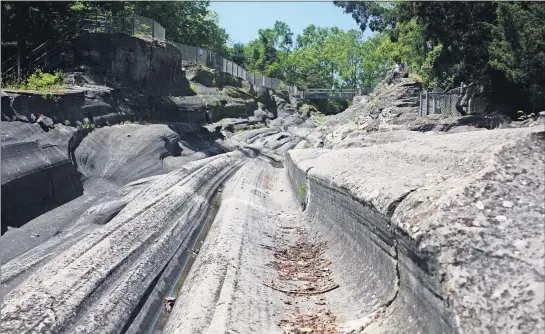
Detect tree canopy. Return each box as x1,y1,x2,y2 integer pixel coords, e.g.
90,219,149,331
1,0,230,78
334,1,545,110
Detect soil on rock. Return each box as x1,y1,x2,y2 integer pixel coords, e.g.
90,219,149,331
263,226,340,334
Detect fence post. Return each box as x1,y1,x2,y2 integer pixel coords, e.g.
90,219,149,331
44,42,48,68
419,91,422,117
425,91,429,116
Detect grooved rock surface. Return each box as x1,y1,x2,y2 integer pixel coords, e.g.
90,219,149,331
1,122,83,234
0,150,250,333
286,127,545,333
2,31,544,334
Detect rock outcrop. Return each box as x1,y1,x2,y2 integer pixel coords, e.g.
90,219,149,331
286,127,544,333
2,32,543,334
1,122,83,234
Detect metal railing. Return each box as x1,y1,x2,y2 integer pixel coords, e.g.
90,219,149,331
171,42,305,98
302,88,369,100
419,91,462,117
2,13,372,101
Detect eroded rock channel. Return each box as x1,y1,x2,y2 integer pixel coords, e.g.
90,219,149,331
1,33,544,334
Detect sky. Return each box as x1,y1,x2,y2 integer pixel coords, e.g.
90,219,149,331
209,1,373,45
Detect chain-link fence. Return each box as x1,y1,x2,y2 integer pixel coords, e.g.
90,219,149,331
4,12,308,97
80,14,166,40
419,91,462,117
171,41,304,98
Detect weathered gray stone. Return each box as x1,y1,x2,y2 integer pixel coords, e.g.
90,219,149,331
1,122,82,234
0,150,251,333
286,127,544,333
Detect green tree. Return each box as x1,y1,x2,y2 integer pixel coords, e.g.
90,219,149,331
333,1,398,32
488,3,545,109
1,1,79,79
133,1,229,53
229,42,246,65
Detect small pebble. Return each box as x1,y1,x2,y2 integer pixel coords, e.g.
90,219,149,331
475,201,485,210
502,200,513,208
495,215,508,222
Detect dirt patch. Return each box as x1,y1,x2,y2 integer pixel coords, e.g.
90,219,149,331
263,226,339,333
278,311,338,334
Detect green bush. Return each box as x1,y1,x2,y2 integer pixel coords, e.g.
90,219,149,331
26,69,66,91
5,69,66,94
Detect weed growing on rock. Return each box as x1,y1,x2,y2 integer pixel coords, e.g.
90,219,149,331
517,110,539,127
4,69,67,97
189,83,198,94
78,123,95,130
298,184,307,209
208,100,221,108
312,111,326,127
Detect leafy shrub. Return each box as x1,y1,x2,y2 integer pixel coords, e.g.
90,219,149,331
26,69,66,91
5,69,66,95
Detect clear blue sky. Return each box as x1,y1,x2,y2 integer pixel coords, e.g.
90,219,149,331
209,1,372,45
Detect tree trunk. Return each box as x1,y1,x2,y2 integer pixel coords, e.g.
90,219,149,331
16,3,29,80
